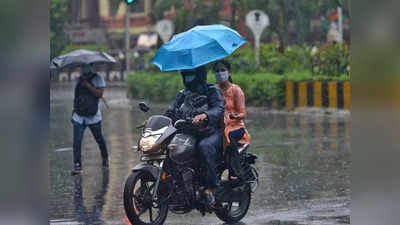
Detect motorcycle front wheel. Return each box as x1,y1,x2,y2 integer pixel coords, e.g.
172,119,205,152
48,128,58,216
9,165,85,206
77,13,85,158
123,171,168,225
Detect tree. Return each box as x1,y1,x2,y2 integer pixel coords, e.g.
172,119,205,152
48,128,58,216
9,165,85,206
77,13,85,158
246,0,350,48
230,0,250,29
152,0,350,48
153,0,223,33
50,0,69,59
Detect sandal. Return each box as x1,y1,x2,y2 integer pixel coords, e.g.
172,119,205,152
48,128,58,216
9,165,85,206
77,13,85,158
204,190,216,208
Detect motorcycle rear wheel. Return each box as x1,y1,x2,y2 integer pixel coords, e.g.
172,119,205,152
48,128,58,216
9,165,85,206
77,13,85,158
215,183,251,224
123,171,168,225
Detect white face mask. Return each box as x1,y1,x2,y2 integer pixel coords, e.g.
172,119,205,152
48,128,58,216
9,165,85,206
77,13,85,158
214,71,229,82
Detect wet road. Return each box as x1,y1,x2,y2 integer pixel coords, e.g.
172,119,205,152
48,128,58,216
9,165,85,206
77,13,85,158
50,84,350,225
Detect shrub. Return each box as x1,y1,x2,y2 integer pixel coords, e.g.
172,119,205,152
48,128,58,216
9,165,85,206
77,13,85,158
142,50,159,72
311,43,350,76
141,43,350,81
226,45,259,73
127,72,184,102
127,71,349,107
225,43,314,75
127,72,307,107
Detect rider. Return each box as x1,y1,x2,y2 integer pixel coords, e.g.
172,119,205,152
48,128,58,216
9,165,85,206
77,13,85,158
212,60,253,182
165,65,224,207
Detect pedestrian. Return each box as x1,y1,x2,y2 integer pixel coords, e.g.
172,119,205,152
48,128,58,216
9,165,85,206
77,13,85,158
71,64,109,175
212,60,253,182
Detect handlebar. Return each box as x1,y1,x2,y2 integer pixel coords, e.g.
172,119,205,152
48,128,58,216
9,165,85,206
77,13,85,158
136,124,145,129
174,117,208,130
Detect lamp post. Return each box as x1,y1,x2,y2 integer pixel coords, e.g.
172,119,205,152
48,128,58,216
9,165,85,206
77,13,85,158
125,4,130,73
338,7,343,43
124,0,135,74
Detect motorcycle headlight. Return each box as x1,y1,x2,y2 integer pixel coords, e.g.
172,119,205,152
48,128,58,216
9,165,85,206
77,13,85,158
139,126,168,152
139,134,162,152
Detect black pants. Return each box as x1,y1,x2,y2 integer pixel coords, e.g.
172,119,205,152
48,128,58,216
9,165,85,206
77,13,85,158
73,121,108,167
227,128,245,178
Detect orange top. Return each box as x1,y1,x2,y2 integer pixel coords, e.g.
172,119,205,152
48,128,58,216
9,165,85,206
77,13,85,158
221,83,251,145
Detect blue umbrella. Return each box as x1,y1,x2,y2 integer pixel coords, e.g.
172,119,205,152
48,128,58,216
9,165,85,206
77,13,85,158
152,24,247,71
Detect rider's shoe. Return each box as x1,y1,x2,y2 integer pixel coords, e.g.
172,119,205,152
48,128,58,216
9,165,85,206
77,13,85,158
204,190,216,208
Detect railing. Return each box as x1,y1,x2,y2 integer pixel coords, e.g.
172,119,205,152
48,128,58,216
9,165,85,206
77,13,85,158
50,70,126,82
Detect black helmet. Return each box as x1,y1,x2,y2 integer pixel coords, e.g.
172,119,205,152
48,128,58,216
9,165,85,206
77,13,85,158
180,66,207,94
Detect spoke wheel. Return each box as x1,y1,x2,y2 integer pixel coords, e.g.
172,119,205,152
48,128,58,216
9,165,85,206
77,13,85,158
216,169,251,224
124,171,168,225
249,166,259,193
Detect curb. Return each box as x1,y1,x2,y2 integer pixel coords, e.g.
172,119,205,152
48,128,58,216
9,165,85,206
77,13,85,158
285,81,350,110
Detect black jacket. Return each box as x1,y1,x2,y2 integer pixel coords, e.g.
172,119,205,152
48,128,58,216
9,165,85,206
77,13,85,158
165,84,224,135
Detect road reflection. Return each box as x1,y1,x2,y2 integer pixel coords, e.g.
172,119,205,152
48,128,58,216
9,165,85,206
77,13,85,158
73,170,109,224
50,85,350,225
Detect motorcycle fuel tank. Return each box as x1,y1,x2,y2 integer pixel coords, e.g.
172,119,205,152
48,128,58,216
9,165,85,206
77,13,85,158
168,133,196,165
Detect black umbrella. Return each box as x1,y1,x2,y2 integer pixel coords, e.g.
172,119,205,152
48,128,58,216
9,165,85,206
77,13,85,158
50,49,116,70
50,49,114,112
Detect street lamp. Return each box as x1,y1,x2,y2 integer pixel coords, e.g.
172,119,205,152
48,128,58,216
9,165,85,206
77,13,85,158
125,0,135,4
124,0,136,74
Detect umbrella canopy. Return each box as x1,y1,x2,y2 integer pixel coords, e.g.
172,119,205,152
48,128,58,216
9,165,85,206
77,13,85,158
50,49,116,70
152,24,246,71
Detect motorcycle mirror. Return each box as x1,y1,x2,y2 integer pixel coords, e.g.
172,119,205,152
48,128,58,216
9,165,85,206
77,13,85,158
138,102,150,112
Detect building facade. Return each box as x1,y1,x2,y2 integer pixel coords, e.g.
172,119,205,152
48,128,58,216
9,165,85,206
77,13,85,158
64,0,250,49
66,0,156,49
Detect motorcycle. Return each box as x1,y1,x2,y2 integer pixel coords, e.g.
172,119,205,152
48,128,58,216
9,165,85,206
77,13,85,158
123,102,259,225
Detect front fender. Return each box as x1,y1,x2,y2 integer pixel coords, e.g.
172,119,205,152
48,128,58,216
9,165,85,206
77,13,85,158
132,163,160,179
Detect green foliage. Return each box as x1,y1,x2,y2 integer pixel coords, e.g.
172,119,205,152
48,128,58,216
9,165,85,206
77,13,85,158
229,73,286,106
60,44,110,55
153,0,182,20
142,51,159,72
224,43,313,74
241,0,350,46
174,8,192,34
226,45,258,73
311,43,350,76
127,72,184,102
126,71,349,107
51,0,69,59
258,44,312,74
154,0,350,47
223,43,349,78
142,42,350,80
154,0,223,33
